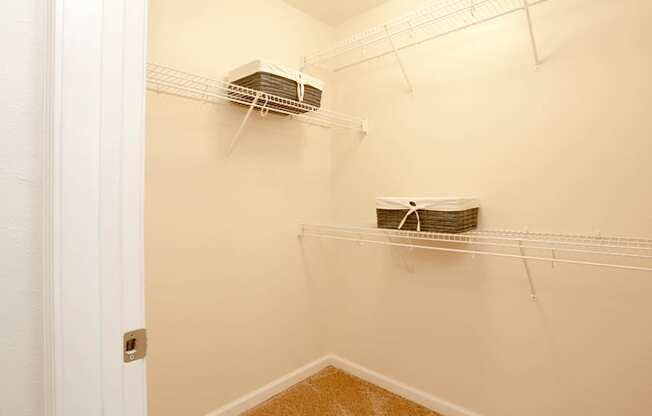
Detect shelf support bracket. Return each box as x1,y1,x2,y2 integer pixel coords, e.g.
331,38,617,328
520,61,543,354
228,92,262,155
384,25,414,94
385,232,415,273
523,0,541,67
519,240,537,301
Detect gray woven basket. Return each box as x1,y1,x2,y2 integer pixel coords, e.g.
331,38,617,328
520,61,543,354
228,72,322,114
376,207,479,233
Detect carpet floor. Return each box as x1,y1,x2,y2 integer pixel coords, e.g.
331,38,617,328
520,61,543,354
242,366,442,416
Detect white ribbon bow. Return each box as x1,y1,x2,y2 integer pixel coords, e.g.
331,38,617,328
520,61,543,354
398,202,421,232
260,93,270,117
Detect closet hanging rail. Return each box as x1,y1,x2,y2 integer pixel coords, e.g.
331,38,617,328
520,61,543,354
298,224,652,300
304,0,548,75
147,63,368,154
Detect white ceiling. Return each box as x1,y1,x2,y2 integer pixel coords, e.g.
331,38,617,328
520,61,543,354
283,0,391,26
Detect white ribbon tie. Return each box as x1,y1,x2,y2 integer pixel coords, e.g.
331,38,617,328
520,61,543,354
398,203,421,232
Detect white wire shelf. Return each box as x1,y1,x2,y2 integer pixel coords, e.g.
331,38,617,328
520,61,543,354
147,63,368,153
305,0,548,74
299,224,652,300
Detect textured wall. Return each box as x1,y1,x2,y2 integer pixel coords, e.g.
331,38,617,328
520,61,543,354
0,1,44,415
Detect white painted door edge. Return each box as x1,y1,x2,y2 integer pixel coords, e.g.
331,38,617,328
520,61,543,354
42,1,149,415
206,355,485,416
42,1,56,414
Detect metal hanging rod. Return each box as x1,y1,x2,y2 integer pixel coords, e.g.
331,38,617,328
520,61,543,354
305,0,547,75
298,224,652,301
146,63,368,154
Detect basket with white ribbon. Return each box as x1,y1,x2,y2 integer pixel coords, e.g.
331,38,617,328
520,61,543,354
227,60,324,114
376,197,480,233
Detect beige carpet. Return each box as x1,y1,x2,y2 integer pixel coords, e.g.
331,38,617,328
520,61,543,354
242,366,441,416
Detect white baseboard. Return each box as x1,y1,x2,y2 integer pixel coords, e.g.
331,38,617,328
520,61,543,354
206,354,484,416
329,355,484,416
205,356,333,416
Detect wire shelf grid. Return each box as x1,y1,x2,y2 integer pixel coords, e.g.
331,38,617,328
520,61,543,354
299,224,652,273
147,63,367,132
305,0,548,71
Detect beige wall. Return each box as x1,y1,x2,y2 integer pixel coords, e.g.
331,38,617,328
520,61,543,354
308,0,652,415
145,1,336,414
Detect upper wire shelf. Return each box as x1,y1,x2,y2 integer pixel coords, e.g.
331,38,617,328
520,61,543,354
305,0,548,72
146,63,368,133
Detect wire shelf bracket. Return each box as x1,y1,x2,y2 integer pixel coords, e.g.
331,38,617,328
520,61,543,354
304,0,550,91
298,224,652,302
523,0,541,67
518,238,537,300
384,25,415,94
147,63,369,156
228,91,262,155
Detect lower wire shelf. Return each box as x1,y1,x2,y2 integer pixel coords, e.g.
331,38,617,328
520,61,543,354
299,224,652,300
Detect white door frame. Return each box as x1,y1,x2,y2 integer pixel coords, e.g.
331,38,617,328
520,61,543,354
43,0,148,415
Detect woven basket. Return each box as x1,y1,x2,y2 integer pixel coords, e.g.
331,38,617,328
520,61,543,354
376,208,479,233
376,197,479,234
229,72,322,114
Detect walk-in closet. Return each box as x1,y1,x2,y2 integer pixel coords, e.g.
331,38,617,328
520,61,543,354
143,0,652,415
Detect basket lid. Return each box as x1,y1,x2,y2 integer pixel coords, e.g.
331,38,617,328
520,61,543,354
376,197,480,211
226,60,324,91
